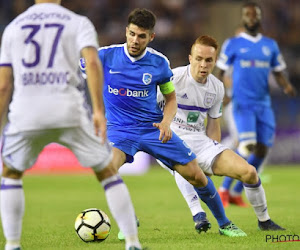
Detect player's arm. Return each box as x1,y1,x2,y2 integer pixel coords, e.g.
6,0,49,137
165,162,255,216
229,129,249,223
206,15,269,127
81,46,107,142
0,66,13,126
273,71,297,97
153,81,176,143
215,68,231,106
206,116,221,142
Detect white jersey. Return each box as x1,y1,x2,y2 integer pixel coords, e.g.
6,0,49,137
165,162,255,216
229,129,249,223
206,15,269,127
160,65,224,136
0,3,99,134
157,65,227,175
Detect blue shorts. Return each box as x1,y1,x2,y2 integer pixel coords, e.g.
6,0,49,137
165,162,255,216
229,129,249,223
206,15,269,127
233,103,276,147
107,126,196,169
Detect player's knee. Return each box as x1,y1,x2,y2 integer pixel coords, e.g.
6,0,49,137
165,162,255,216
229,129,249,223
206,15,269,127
237,140,255,158
242,165,258,184
254,143,268,158
2,164,23,179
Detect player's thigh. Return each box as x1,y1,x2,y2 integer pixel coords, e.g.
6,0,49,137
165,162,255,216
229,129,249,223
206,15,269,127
140,129,196,169
1,130,58,172
257,107,276,147
60,126,112,171
212,149,253,180
233,104,257,141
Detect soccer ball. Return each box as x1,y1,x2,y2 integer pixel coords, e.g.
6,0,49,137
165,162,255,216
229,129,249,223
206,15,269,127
74,208,111,242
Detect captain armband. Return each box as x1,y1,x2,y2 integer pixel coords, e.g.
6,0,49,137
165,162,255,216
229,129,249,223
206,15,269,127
159,81,175,95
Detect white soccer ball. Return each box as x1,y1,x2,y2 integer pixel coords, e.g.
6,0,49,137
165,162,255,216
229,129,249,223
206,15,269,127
75,208,111,242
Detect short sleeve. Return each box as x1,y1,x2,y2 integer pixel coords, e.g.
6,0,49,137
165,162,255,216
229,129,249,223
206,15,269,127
76,17,99,52
0,26,12,66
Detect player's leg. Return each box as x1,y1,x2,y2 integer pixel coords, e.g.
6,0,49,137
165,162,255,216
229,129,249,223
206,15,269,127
63,127,141,249
157,160,209,233
220,105,256,207
219,102,239,205
213,149,284,230
230,106,275,207
1,165,24,250
174,160,246,236
0,130,51,250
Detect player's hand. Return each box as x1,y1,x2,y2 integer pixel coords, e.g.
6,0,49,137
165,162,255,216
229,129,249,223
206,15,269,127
93,110,107,144
153,121,172,143
283,84,297,97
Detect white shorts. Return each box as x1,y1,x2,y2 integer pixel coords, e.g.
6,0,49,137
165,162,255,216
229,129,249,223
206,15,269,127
1,125,113,173
179,133,228,175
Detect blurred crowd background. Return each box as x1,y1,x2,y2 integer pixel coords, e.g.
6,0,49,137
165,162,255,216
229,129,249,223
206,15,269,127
0,0,299,163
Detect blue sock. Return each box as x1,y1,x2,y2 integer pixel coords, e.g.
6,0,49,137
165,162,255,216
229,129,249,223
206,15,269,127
247,154,264,171
221,176,234,190
232,154,264,194
194,177,230,227
233,180,244,193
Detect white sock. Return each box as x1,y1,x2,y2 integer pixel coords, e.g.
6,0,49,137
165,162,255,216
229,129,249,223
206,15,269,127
174,172,205,216
244,180,270,222
101,174,141,249
0,177,24,244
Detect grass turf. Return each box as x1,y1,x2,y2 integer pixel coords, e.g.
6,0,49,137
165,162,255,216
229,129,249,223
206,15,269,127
0,165,299,249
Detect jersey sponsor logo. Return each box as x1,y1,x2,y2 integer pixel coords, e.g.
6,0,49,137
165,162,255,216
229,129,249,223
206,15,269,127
187,112,200,123
142,73,152,85
108,85,149,97
240,60,270,68
109,69,121,74
204,92,216,107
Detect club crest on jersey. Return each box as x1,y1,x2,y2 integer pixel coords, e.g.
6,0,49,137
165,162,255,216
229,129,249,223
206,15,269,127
142,73,152,85
262,46,271,56
204,92,216,107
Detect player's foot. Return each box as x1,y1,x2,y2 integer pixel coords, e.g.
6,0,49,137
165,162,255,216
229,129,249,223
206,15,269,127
218,189,229,207
219,222,247,237
229,195,249,207
5,244,21,250
193,212,211,233
128,247,148,250
118,218,140,241
258,219,285,231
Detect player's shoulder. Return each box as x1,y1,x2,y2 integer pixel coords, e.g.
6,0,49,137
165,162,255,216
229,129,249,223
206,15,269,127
208,74,224,94
146,47,170,65
172,65,188,78
97,44,124,58
208,74,223,87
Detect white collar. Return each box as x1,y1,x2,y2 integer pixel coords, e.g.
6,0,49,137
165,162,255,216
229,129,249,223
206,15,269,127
239,32,263,43
123,43,148,62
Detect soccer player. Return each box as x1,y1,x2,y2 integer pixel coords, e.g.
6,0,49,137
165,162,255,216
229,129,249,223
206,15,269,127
0,1,141,250
81,8,246,238
216,2,297,207
157,34,285,232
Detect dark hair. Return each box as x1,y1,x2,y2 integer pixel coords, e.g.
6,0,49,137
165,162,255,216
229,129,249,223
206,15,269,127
242,1,261,11
190,35,219,54
127,8,156,31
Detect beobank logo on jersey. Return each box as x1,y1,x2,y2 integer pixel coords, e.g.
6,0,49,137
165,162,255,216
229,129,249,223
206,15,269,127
108,85,149,97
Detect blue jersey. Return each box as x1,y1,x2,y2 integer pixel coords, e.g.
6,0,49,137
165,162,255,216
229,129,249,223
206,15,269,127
98,43,172,128
216,32,286,107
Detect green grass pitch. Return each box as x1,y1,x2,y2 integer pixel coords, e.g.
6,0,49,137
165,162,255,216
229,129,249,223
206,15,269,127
0,165,299,249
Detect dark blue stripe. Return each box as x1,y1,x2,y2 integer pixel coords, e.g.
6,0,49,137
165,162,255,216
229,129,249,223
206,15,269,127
243,178,261,188
0,63,12,67
104,179,123,191
178,103,208,112
1,184,23,190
